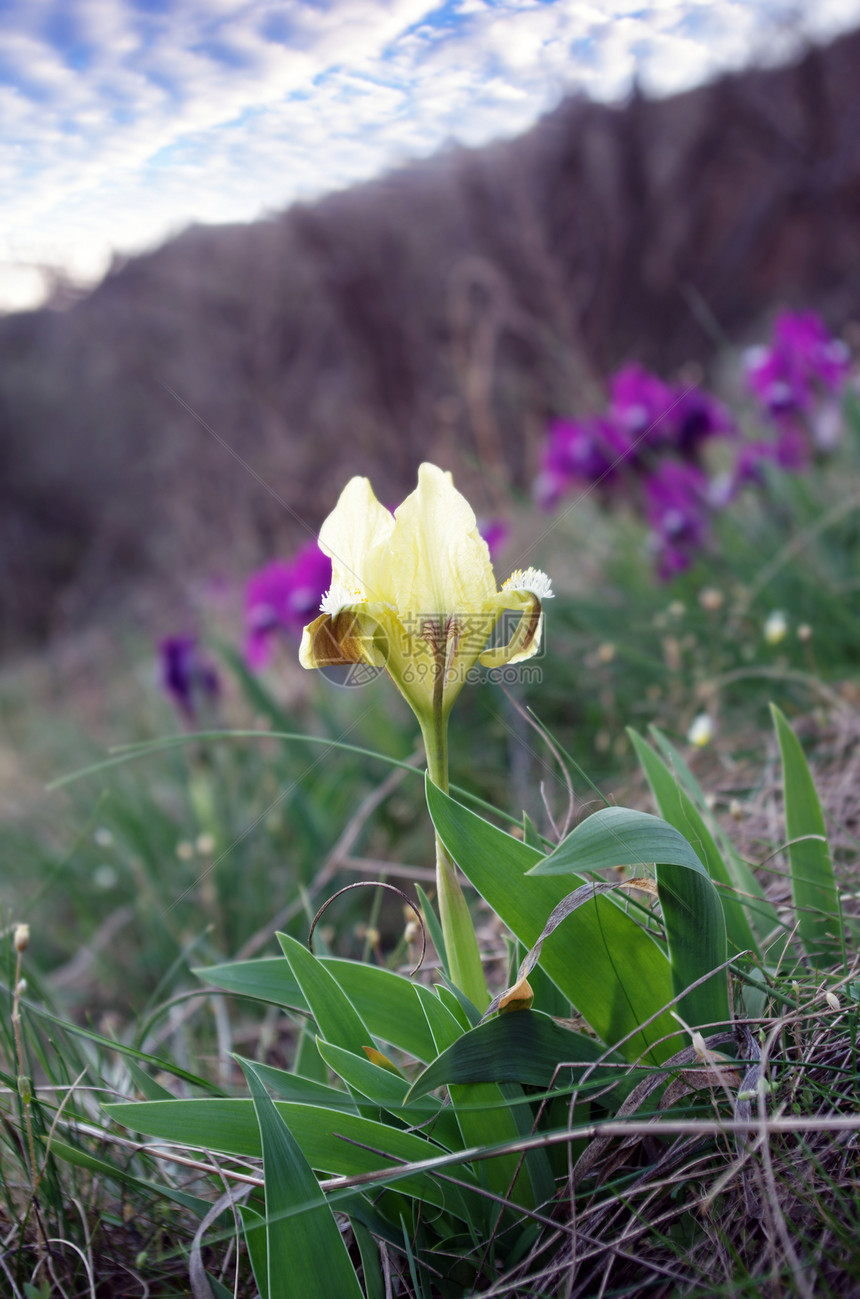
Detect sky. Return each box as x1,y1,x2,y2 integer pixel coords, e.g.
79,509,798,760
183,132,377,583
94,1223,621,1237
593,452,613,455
2,0,860,314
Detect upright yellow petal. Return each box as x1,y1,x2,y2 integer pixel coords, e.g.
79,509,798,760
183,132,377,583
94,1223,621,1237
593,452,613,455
318,476,395,601
388,463,497,622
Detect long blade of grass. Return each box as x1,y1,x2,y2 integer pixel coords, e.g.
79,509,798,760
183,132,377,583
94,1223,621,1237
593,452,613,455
199,957,437,1062
238,1205,269,1299
771,704,842,966
47,731,521,824
238,1057,364,1299
277,933,370,1054
103,1098,479,1217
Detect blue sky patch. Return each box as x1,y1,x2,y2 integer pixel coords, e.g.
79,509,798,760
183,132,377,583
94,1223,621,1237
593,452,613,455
1,0,858,313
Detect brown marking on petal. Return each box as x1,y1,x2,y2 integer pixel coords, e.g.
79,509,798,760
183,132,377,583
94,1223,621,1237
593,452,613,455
479,595,543,670
418,617,443,653
444,617,463,686
516,602,541,657
307,612,370,665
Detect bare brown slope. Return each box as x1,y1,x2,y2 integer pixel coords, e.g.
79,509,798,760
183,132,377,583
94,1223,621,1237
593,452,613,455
2,29,860,650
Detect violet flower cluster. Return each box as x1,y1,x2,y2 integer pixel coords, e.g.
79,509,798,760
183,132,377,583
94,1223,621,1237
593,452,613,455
742,310,851,474
538,312,852,580
537,364,736,579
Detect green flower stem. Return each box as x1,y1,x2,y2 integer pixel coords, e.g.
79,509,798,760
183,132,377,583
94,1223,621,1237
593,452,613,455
421,693,489,1011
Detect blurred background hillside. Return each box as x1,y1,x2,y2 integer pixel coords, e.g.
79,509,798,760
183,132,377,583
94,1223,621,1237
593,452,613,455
3,24,860,657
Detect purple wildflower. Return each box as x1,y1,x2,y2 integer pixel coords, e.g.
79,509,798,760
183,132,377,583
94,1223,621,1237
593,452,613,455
244,540,332,669
610,364,734,461
535,416,630,508
609,365,675,451
159,636,220,721
671,385,735,459
746,311,850,453
773,311,849,394
645,462,710,581
537,363,737,578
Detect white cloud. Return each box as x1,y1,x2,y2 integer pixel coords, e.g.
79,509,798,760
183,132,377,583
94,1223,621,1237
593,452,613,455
0,263,52,312
1,0,860,312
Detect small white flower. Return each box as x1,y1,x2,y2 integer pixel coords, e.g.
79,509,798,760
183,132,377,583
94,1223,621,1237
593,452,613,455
94,827,114,847
502,568,554,600
687,713,714,747
764,610,788,644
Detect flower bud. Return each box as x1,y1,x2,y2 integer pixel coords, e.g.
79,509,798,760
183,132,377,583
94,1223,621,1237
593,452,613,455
13,924,29,953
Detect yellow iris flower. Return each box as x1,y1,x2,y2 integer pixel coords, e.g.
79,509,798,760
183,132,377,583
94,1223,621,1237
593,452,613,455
300,463,553,1007
300,463,553,724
